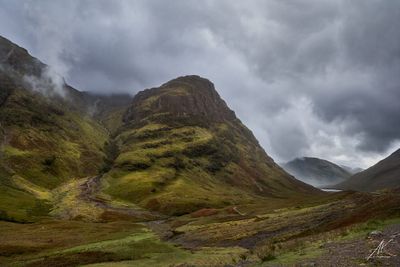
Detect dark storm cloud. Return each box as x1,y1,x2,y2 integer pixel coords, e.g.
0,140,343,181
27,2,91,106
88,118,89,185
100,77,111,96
0,0,399,167
312,1,400,153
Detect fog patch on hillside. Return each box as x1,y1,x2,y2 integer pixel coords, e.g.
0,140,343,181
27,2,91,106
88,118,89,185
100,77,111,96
23,67,66,97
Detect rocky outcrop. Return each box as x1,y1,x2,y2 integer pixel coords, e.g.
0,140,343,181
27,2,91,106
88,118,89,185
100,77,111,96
123,75,236,125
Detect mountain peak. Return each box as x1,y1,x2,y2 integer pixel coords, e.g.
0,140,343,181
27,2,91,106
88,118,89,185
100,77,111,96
114,77,319,214
123,75,236,125
283,157,351,187
162,75,214,88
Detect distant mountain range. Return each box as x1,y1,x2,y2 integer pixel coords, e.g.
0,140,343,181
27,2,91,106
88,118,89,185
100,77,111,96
282,157,352,188
335,149,400,192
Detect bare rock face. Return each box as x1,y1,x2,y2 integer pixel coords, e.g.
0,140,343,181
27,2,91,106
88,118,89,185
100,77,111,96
123,75,236,125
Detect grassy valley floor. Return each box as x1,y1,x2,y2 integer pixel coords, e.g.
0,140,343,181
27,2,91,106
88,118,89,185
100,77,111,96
1,176,400,267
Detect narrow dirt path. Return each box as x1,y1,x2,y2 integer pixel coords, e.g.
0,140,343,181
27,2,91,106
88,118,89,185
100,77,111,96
78,175,164,221
50,175,164,222
78,176,175,239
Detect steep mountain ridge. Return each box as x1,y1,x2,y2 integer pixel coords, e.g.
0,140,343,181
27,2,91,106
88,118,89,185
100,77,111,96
103,75,319,215
0,35,44,77
282,157,351,187
0,36,131,221
336,149,400,192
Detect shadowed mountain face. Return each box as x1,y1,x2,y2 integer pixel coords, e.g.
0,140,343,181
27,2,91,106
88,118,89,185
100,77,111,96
0,35,318,221
282,157,352,188
335,149,400,192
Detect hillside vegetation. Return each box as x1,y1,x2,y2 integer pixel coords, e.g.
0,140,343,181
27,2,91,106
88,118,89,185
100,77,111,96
0,35,317,219
1,35,400,266
0,36,130,221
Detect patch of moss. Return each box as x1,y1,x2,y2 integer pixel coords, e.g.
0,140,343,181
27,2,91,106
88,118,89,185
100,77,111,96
0,179,51,222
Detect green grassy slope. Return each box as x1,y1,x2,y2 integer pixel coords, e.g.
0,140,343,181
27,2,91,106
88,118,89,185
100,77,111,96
102,76,319,215
0,86,108,189
0,165,51,222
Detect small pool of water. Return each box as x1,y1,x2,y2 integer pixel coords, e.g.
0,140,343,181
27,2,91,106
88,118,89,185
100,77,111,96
320,188,343,192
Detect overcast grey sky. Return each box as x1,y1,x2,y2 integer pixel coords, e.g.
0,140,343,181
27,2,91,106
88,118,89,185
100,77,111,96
1,0,399,168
